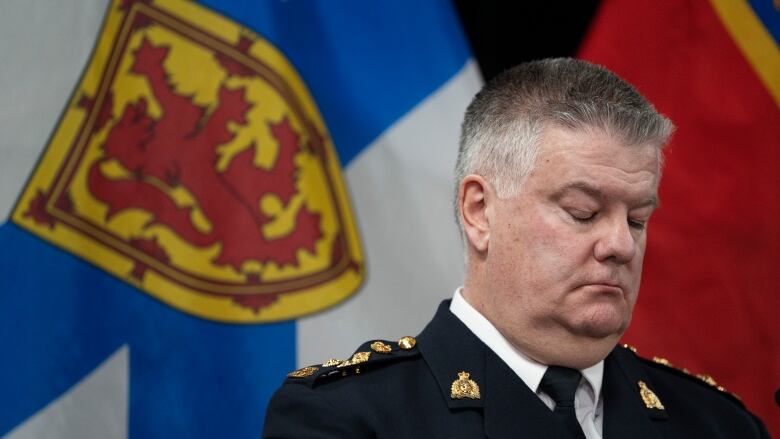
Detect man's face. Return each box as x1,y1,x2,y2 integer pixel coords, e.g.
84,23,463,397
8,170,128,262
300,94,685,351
481,125,660,359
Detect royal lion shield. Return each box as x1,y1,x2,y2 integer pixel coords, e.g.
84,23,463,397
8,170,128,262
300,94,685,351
12,0,364,323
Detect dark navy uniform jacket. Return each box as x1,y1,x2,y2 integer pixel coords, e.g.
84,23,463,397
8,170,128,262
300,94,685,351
263,301,770,438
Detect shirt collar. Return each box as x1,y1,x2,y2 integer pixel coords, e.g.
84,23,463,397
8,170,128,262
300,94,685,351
450,287,603,403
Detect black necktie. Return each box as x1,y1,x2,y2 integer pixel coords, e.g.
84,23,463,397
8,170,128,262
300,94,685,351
539,366,587,439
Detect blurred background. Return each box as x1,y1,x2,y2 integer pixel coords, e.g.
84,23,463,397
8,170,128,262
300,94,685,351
454,1,600,79
0,0,777,437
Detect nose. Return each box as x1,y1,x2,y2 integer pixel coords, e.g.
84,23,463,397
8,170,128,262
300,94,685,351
593,216,637,264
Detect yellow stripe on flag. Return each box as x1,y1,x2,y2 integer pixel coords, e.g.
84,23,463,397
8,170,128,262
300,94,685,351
709,0,780,107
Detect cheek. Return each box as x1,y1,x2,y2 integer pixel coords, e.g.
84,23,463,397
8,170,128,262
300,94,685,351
622,241,648,310
527,208,584,272
629,239,648,278
490,204,584,289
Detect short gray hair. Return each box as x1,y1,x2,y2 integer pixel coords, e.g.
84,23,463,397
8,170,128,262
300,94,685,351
454,58,673,231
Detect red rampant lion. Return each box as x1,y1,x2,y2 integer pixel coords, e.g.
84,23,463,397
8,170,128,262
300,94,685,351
87,37,322,272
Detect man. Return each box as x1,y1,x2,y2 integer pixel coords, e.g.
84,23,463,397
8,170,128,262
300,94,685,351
263,58,770,438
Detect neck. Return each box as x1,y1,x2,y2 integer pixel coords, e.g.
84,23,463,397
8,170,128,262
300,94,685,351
461,279,617,369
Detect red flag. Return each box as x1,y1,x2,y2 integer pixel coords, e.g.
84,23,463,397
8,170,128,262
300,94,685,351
579,0,780,435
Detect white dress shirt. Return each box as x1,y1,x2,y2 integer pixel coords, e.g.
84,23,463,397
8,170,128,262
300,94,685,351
450,288,604,439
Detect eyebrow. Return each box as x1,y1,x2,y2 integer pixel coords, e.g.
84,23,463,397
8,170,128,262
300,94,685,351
556,181,660,209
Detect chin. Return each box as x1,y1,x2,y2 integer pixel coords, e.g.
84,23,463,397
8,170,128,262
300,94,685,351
576,321,626,339
569,307,629,339
570,303,631,339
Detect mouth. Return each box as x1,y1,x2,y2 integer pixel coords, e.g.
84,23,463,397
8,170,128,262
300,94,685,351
580,282,624,296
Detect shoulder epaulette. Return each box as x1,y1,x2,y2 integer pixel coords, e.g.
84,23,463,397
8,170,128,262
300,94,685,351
620,344,744,407
284,336,420,387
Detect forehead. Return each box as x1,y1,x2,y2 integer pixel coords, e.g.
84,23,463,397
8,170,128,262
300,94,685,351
526,126,661,201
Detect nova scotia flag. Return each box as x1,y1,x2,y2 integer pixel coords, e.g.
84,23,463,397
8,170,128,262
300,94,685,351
0,1,480,437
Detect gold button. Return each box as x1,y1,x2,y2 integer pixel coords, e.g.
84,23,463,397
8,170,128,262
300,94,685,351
652,356,673,367
370,341,392,353
398,336,416,350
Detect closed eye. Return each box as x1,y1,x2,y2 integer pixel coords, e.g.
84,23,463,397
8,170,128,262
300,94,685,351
628,219,647,230
569,210,596,223
569,211,648,231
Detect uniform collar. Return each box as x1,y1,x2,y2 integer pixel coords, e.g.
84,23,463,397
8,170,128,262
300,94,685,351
450,288,604,404
417,300,562,437
417,300,487,409
417,300,667,439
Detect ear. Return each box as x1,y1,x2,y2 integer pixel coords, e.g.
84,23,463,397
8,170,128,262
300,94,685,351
458,174,494,253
